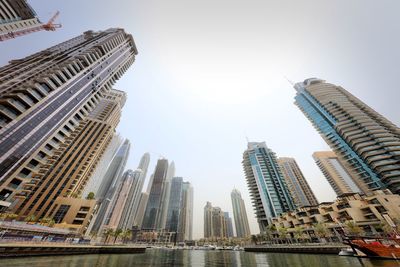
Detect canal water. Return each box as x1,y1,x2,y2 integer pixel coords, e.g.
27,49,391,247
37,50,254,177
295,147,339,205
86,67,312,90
0,249,398,267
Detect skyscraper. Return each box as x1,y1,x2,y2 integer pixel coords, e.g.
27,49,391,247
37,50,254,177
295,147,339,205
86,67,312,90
231,189,251,238
103,170,136,229
86,139,131,234
165,177,183,233
134,192,149,228
0,28,137,211
0,0,42,38
242,142,295,231
13,90,127,219
313,151,362,196
278,157,318,207
294,78,400,193
159,161,175,229
142,159,169,230
224,212,234,238
118,153,150,230
179,181,193,241
203,202,229,239
165,177,193,242
82,134,124,198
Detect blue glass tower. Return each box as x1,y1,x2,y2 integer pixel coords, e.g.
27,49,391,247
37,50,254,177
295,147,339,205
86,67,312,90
294,78,400,193
243,142,295,231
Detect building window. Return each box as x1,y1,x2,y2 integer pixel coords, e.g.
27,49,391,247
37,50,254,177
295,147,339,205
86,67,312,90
53,205,71,223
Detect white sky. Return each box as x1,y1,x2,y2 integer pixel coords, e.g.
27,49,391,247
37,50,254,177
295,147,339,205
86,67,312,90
1,0,400,239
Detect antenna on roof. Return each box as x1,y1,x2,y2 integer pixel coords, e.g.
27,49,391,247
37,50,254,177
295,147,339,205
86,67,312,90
284,76,295,86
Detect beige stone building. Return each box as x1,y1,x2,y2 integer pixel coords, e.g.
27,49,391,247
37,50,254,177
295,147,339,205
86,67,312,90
48,197,97,235
270,190,400,238
313,151,363,195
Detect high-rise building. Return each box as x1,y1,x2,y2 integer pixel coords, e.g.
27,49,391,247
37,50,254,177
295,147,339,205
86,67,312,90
0,0,42,37
231,189,251,238
313,151,362,196
159,161,175,229
86,139,131,234
203,202,228,239
294,78,400,193
165,177,183,233
134,192,148,228
82,134,124,198
179,181,193,241
0,28,137,211
242,142,295,232
142,159,169,230
118,153,150,230
13,90,127,220
278,157,318,207
164,177,193,242
224,212,234,238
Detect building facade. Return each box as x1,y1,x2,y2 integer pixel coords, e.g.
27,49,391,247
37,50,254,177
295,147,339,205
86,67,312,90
13,89,127,220
242,142,295,232
0,28,137,212
224,212,234,238
294,78,400,194
118,153,150,230
0,0,42,38
86,139,131,235
179,181,193,241
313,151,362,196
231,188,251,238
142,159,169,230
204,202,229,239
278,157,318,207
271,190,400,239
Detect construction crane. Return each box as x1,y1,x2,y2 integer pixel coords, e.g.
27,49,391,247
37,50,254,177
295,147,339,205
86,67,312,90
0,11,61,42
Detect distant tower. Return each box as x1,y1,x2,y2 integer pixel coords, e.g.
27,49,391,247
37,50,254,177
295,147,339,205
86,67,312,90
142,159,169,230
224,212,234,238
294,78,400,193
231,189,251,238
118,153,151,230
203,202,228,239
242,142,295,232
313,151,362,196
278,157,318,207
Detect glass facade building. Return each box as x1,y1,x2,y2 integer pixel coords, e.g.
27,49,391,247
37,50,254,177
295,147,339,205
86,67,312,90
242,142,295,232
294,78,400,193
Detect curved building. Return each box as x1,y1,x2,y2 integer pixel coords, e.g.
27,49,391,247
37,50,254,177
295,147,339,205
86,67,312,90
294,78,400,193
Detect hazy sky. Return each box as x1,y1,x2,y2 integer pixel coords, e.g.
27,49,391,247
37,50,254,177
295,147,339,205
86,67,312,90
1,0,400,239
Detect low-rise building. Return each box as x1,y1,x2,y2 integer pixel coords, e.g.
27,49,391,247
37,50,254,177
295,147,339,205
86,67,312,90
270,190,400,239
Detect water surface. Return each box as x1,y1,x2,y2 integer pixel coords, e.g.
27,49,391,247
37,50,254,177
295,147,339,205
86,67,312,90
0,249,398,267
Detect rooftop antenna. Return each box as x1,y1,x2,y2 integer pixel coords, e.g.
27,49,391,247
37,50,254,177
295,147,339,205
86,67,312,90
284,76,295,86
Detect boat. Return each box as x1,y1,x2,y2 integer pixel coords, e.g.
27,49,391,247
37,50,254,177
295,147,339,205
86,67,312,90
338,248,355,256
343,235,400,260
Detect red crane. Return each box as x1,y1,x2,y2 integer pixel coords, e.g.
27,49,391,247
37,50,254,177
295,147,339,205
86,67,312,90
0,11,61,42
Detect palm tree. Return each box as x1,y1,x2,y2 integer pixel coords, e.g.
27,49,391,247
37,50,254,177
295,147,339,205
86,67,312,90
294,226,304,243
314,223,329,243
39,217,55,226
344,220,364,236
251,234,258,245
103,228,114,244
24,214,36,224
0,213,18,221
277,227,288,244
113,228,123,244
121,229,132,244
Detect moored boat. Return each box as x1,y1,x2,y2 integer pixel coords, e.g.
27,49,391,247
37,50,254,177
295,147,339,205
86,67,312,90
343,236,400,260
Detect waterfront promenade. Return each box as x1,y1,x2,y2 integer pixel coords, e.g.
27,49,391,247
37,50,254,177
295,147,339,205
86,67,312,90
244,243,348,254
0,243,146,257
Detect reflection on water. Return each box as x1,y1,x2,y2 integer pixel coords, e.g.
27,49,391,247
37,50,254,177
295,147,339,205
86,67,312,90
1,249,399,267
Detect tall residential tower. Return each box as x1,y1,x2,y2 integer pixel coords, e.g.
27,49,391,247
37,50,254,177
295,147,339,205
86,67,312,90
231,189,251,238
0,28,137,212
313,151,362,196
278,157,318,207
242,142,294,231
294,78,400,193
